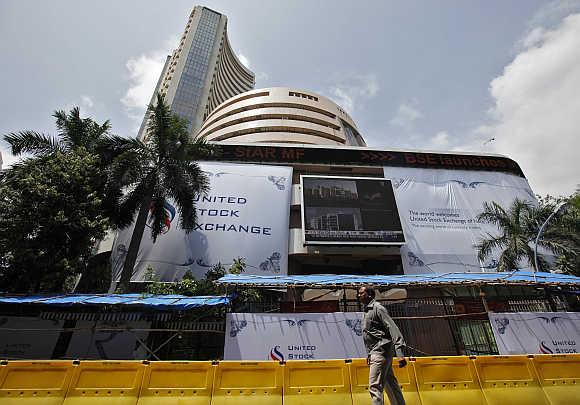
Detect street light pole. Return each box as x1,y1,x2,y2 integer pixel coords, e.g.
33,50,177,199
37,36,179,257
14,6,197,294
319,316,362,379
533,202,567,280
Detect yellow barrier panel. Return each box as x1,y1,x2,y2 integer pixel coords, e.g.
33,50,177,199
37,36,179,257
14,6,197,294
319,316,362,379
473,355,548,405
211,361,283,405
413,356,485,405
63,361,144,405
137,361,214,405
0,360,73,405
531,354,580,405
284,360,352,405
348,358,421,405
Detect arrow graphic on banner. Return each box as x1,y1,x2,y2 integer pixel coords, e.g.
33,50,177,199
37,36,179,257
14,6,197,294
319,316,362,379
361,151,396,161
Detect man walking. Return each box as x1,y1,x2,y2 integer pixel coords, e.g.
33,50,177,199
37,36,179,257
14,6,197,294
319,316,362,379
358,286,407,405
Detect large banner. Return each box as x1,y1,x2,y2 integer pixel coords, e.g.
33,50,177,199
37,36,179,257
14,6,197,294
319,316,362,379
383,167,536,273
489,312,580,355
224,312,366,360
112,162,292,281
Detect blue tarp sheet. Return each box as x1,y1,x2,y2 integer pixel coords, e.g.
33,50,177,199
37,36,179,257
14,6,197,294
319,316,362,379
0,293,230,310
217,271,580,287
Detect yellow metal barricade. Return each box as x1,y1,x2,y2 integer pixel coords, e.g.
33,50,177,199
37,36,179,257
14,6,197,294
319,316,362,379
413,356,485,405
473,355,548,405
348,358,421,405
531,354,580,405
137,361,214,405
63,360,144,405
0,360,74,405
284,359,352,405
211,360,283,405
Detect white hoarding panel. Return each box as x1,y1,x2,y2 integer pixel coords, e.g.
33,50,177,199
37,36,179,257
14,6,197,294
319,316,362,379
383,167,536,273
224,312,366,360
0,317,63,359
112,162,293,281
489,312,580,355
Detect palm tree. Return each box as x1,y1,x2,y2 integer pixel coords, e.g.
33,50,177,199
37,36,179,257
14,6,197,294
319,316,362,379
476,198,574,272
4,107,111,156
4,107,124,224
102,94,213,291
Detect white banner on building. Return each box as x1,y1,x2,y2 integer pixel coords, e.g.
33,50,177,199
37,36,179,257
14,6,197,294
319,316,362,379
383,167,536,273
112,162,293,281
224,312,366,360
489,312,580,355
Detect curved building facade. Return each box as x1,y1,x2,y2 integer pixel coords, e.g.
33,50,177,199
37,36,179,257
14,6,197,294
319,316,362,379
138,6,254,139
198,87,366,146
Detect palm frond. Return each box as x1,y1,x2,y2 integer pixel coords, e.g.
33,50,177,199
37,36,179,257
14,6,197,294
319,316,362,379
475,233,506,262
162,161,209,231
116,172,156,229
3,131,64,156
149,195,168,242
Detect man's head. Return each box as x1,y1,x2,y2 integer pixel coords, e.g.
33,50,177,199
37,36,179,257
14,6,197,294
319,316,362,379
357,286,375,305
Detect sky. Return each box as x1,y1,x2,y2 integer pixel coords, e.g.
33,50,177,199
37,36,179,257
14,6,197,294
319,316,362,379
1,0,579,197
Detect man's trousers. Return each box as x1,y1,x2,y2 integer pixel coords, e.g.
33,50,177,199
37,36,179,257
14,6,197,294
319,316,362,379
368,352,406,405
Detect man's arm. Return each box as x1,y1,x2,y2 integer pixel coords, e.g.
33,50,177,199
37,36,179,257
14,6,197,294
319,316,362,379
377,305,406,359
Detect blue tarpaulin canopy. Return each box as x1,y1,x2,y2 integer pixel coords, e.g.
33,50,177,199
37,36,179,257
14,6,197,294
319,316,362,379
217,271,580,288
0,294,230,310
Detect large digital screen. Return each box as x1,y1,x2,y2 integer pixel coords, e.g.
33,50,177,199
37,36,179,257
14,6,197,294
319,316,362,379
301,176,405,245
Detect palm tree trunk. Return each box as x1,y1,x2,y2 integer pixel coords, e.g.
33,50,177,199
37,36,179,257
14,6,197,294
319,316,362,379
118,194,152,291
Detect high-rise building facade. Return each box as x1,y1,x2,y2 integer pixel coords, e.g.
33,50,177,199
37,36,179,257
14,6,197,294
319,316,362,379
138,6,255,139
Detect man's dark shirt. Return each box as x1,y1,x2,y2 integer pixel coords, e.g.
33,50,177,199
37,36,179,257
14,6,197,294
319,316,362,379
363,299,405,357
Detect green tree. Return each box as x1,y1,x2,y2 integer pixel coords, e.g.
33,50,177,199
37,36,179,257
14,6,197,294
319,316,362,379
4,107,111,156
102,95,213,291
3,106,121,224
1,107,117,292
476,198,576,272
0,150,109,292
540,191,580,275
144,258,262,303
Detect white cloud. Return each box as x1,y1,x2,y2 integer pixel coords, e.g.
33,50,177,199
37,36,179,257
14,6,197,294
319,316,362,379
80,95,94,109
0,143,21,170
527,0,580,30
121,53,166,110
389,102,423,130
325,74,379,113
238,53,251,69
484,13,580,196
121,36,178,132
427,131,451,150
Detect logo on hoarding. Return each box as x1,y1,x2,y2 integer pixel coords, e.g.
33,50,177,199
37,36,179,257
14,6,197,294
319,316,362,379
345,319,363,336
260,252,282,273
270,345,285,361
229,320,247,337
539,341,554,354
146,201,176,234
494,318,510,334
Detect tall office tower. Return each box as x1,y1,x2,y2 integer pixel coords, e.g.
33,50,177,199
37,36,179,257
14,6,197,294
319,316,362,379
138,6,255,139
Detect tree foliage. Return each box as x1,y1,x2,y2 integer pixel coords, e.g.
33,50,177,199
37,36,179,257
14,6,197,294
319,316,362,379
0,150,109,292
144,258,262,302
0,108,116,293
102,95,213,290
476,194,579,274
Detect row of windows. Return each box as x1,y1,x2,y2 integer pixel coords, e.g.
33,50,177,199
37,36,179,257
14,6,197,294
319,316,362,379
171,8,220,129
210,125,345,144
202,102,337,132
204,91,270,124
201,113,341,138
289,91,318,101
